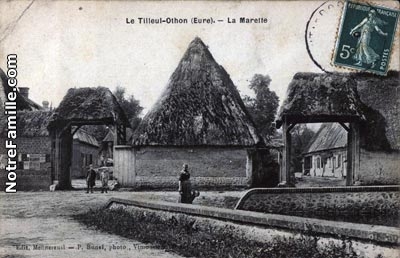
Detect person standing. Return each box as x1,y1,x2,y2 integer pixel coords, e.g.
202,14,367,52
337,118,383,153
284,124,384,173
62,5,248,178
86,164,96,193
178,164,192,204
100,169,109,193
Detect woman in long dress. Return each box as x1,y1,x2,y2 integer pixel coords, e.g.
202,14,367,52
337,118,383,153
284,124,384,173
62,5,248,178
178,164,192,204
350,9,388,68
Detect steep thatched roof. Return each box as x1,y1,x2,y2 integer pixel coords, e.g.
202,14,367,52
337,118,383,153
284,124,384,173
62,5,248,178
49,87,130,128
304,123,347,155
352,71,399,151
277,71,399,151
276,73,365,127
132,37,260,146
0,110,53,137
0,68,42,111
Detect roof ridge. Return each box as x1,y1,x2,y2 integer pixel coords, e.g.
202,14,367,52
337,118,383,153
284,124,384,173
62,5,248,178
132,37,261,146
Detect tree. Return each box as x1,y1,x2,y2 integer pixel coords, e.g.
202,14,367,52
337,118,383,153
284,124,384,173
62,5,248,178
290,124,316,173
113,86,143,130
243,74,279,140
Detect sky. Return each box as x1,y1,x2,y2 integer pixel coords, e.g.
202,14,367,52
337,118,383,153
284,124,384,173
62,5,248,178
0,0,399,115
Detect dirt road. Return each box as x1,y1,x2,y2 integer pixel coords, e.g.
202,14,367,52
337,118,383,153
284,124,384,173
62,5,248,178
0,190,242,258
0,191,182,258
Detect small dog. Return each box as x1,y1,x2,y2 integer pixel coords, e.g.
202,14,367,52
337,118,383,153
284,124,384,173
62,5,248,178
189,190,200,203
49,184,57,192
49,181,59,192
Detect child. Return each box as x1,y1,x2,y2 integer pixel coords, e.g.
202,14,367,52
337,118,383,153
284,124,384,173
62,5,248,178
86,164,96,193
100,169,109,193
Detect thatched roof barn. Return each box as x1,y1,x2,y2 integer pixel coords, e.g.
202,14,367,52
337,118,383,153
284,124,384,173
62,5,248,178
48,86,130,128
112,37,277,189
132,37,260,147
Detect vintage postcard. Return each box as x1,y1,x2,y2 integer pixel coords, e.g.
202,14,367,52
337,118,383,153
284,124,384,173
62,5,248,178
0,1,399,258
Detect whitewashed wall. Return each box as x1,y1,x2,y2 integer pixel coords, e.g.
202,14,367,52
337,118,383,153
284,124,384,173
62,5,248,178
114,145,136,186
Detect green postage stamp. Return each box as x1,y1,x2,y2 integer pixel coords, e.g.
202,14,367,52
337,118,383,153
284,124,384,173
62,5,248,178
333,1,399,75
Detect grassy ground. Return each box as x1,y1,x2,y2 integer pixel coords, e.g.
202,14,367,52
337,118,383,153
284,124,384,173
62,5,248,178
76,207,364,258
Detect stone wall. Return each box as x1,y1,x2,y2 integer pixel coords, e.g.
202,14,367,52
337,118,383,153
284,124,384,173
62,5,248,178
236,186,399,223
358,149,400,185
106,198,399,257
131,146,250,189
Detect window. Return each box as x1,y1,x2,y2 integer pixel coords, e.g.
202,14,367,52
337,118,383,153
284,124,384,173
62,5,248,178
316,157,321,168
337,154,341,167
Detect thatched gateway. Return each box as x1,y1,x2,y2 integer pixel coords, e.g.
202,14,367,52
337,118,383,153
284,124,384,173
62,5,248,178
276,71,399,186
114,37,277,189
48,87,130,189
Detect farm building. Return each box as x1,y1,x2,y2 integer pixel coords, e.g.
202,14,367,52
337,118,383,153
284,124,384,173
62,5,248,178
0,110,53,190
71,129,100,178
302,123,347,178
0,68,53,190
276,71,399,186
114,37,277,189
99,128,115,165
